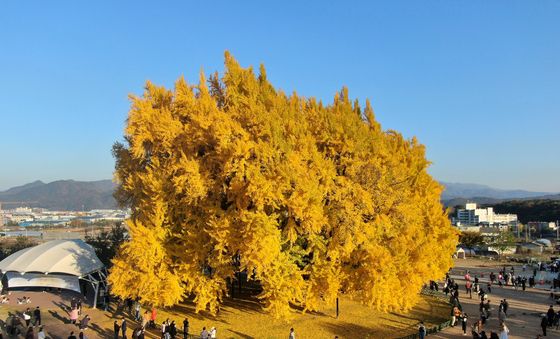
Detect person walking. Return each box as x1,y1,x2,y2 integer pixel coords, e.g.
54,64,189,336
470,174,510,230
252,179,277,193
461,313,468,335
418,321,426,339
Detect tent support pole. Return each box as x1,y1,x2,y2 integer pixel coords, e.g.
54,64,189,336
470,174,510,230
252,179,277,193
93,281,99,309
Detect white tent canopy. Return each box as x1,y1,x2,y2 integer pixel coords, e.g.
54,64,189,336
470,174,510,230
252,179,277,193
0,240,107,307
0,239,103,277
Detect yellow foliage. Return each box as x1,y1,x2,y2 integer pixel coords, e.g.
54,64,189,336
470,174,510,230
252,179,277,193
109,52,458,317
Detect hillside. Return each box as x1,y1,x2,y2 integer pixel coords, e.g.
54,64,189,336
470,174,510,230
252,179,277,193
440,182,554,200
0,180,116,211
491,199,560,224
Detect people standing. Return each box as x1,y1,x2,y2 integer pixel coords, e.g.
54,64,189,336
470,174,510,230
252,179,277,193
547,305,555,327
183,318,189,338
68,332,77,339
34,306,41,326
209,326,217,339
37,326,46,339
150,307,157,328
201,327,209,339
134,301,141,321
77,299,82,316
80,315,90,330
466,280,473,299
418,321,426,339
142,311,150,329
170,321,178,338
122,318,127,339
114,320,120,339
498,322,509,339
161,319,168,338
289,328,296,339
70,307,79,324
540,314,547,336
23,308,31,327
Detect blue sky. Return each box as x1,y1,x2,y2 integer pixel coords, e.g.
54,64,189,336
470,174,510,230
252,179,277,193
0,1,558,192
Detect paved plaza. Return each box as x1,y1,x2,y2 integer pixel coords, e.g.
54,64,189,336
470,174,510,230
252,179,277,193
434,259,560,339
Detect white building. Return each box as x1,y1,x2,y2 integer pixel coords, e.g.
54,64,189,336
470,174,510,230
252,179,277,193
455,203,517,227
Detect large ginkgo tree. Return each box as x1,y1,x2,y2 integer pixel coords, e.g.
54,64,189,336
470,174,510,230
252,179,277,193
108,52,457,318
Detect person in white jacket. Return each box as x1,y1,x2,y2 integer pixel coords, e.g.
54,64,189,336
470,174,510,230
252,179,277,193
499,321,509,339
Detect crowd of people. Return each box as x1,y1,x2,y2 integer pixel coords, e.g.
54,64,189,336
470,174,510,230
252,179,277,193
3,307,47,339
424,263,560,339
110,299,218,339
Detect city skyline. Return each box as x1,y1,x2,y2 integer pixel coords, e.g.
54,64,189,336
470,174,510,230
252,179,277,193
1,1,559,192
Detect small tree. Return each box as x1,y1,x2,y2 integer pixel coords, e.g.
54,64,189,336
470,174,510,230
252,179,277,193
491,231,516,257
459,231,484,249
0,236,37,260
85,222,129,267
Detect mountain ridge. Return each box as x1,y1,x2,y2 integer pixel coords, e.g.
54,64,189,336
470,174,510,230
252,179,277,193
1,179,558,211
0,179,116,211
440,181,556,200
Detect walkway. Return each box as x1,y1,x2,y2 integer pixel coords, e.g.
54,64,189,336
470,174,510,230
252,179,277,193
433,261,560,339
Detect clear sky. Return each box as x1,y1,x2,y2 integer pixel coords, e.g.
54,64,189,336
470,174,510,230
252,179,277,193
0,1,558,192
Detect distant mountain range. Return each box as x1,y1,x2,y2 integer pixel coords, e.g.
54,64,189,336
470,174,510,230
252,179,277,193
440,182,560,207
0,179,558,211
440,182,555,200
0,180,116,211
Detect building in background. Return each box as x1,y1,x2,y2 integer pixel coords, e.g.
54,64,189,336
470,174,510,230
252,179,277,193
453,203,518,230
